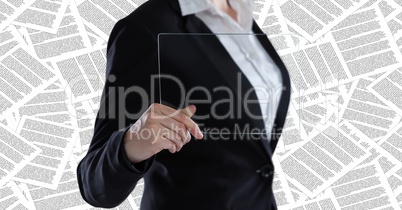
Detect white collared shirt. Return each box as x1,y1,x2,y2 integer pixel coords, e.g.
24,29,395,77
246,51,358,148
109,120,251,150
178,0,283,141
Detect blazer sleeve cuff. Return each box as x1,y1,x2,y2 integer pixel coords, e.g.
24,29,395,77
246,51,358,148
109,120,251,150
118,126,156,174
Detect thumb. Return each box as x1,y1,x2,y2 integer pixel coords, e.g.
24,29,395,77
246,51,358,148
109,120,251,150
179,104,196,117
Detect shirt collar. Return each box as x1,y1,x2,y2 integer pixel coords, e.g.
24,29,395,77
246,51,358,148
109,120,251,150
178,0,213,16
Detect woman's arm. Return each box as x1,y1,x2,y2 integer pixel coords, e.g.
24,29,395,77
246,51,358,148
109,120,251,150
76,18,158,208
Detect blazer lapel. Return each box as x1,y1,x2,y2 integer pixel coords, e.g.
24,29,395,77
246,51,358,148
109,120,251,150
253,21,290,152
251,22,291,153
183,16,241,98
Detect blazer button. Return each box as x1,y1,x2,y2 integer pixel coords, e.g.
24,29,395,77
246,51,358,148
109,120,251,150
256,164,274,179
261,171,273,179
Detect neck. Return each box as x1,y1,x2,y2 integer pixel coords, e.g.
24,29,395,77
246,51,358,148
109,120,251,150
211,0,238,23
211,0,230,10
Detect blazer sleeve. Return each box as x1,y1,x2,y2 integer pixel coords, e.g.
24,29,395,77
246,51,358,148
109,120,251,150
76,17,158,208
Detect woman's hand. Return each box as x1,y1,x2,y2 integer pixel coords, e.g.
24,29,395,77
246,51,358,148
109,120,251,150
123,103,203,163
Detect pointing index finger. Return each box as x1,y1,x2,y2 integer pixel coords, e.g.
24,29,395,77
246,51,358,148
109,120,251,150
180,104,196,117
178,105,203,139
160,105,203,139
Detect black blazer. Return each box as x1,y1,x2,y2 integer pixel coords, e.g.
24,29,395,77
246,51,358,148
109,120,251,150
76,0,291,209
